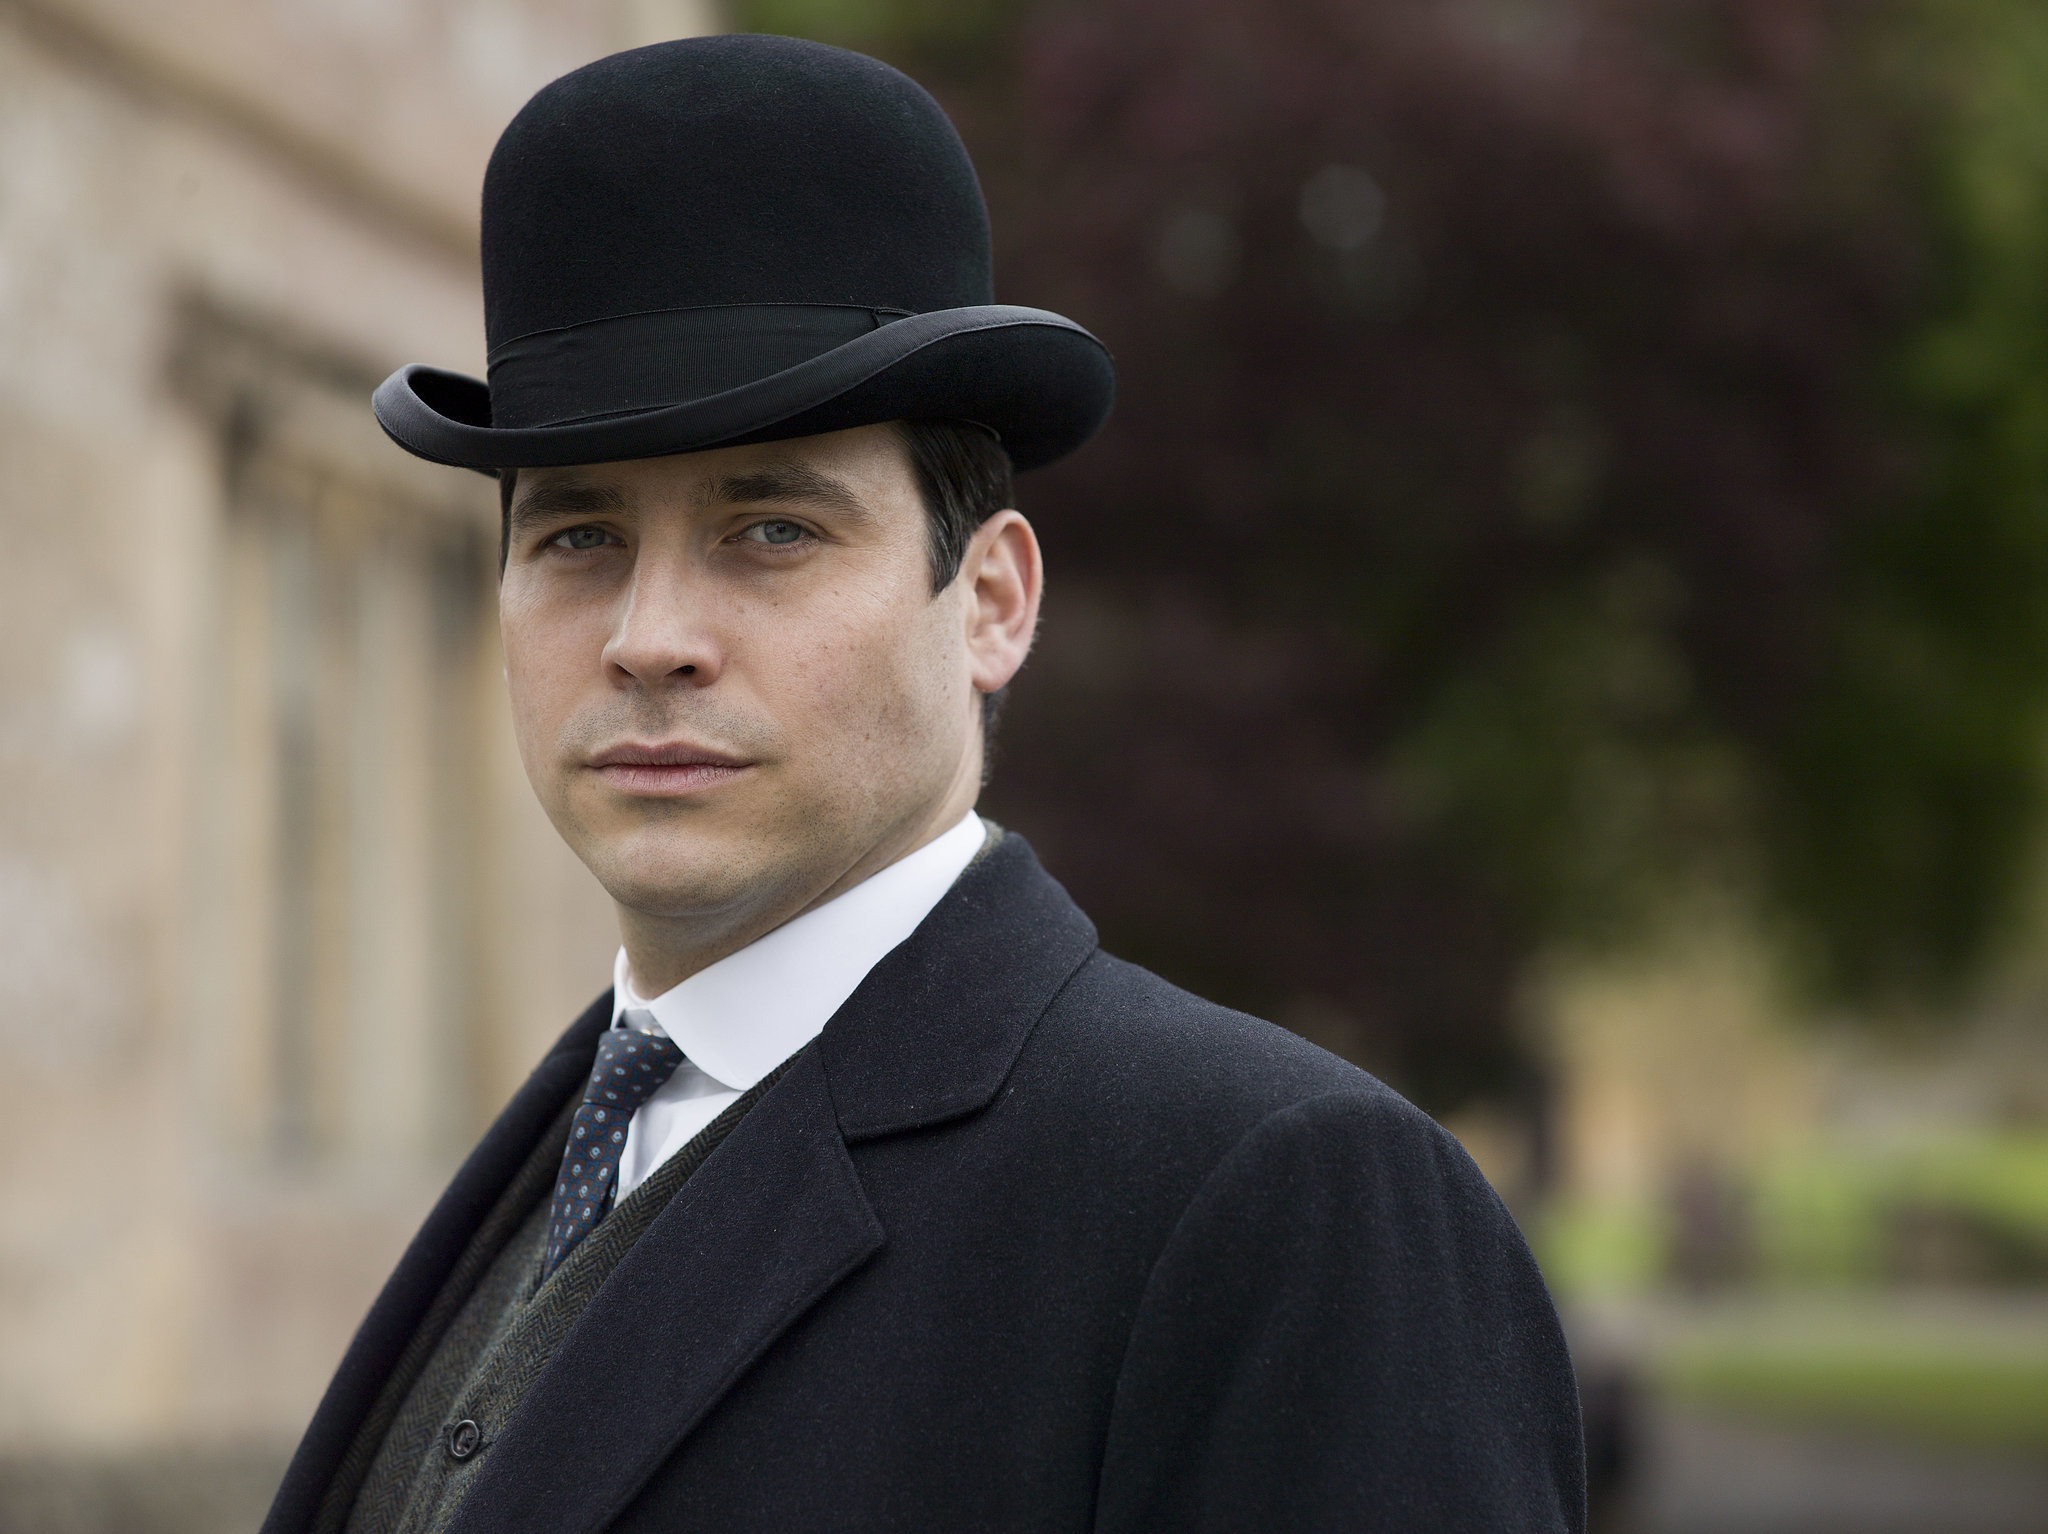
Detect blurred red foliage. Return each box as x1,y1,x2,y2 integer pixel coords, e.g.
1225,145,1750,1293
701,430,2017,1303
971,0,2001,1114
744,0,2048,1119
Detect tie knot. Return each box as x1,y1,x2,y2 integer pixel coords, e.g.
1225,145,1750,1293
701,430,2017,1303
584,1023,686,1114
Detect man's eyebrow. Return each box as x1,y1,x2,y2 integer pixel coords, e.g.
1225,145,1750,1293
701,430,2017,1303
508,480,631,537
700,463,875,523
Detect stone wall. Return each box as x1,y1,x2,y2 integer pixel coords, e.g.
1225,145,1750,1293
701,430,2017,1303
0,0,710,1472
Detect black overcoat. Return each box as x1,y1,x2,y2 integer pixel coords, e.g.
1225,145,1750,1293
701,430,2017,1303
263,836,1584,1533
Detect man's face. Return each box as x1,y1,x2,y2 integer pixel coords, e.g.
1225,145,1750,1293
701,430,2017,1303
499,424,1033,966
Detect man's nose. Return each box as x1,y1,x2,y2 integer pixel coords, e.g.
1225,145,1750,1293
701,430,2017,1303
601,557,724,688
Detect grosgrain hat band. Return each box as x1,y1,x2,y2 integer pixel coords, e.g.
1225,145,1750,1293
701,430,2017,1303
487,303,914,429
375,305,1113,472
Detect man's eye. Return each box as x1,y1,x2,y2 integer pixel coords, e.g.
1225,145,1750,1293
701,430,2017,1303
551,526,613,551
742,520,807,546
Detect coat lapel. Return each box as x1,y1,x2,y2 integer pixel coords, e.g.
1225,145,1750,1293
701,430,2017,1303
444,1046,882,1534
443,834,1100,1534
820,832,1099,1142
260,994,613,1534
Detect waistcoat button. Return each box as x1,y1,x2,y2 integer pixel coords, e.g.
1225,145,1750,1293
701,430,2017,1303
447,1419,482,1460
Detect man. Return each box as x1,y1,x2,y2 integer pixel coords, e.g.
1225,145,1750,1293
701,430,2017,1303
262,34,1583,1534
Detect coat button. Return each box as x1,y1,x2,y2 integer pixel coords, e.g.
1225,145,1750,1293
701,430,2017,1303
447,1419,482,1460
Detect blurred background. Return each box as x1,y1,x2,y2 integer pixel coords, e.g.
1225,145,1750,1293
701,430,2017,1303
2,0,2047,1530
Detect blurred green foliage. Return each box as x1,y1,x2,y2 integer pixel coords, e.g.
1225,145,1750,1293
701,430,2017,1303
1532,1195,1667,1296
1539,1133,2048,1293
1776,0,2048,1002
1663,1341,2048,1453
1756,1134,2048,1284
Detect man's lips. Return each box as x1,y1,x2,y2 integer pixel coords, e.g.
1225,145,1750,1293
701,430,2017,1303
586,741,754,795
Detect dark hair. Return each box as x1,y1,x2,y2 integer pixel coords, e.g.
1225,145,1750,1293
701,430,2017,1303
496,419,1017,751
896,419,1016,760
892,419,1015,590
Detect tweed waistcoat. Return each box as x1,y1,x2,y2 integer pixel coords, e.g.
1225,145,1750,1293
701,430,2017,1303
327,1057,798,1534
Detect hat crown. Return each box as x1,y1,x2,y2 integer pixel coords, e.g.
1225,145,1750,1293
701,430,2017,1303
481,34,993,351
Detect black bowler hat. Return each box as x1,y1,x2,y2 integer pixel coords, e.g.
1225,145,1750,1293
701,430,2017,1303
372,34,1114,474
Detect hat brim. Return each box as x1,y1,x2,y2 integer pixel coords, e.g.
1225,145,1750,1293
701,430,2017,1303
372,305,1113,475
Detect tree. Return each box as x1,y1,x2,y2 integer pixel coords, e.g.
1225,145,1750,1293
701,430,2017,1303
740,0,2048,1121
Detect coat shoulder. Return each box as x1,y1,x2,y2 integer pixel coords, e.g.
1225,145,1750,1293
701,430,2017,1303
1023,948,1444,1175
1050,948,1396,1101
1024,955,1581,1532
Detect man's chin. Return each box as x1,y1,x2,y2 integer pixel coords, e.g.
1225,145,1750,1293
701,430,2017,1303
558,782,753,862
575,829,805,925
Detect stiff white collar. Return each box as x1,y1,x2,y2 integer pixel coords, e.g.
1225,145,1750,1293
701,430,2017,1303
610,810,986,1087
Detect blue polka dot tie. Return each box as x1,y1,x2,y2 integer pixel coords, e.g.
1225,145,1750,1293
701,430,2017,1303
542,1019,686,1280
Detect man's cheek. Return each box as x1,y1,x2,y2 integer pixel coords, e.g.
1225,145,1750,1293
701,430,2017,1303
775,635,884,736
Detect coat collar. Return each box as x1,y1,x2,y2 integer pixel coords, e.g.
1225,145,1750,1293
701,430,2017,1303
268,833,1097,1534
606,809,989,1093
447,1046,879,1534
448,833,1099,1534
819,830,1098,1140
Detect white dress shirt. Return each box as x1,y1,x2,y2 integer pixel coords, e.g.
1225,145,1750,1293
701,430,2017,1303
606,810,986,1200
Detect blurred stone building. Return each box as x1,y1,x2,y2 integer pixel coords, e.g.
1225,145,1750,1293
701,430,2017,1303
0,0,710,1498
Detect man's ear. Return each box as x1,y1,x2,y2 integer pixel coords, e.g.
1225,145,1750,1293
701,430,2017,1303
960,510,1041,696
